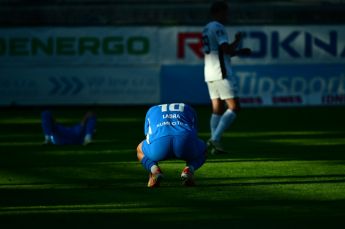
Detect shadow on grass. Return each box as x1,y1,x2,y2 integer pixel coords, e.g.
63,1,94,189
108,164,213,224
1,198,345,229
1,106,345,228
199,176,345,187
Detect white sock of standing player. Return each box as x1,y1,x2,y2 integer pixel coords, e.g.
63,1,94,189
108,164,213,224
212,109,237,142
210,113,221,139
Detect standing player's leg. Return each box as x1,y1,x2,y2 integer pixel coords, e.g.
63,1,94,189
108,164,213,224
211,97,239,143
210,98,223,138
207,82,223,141
41,110,56,145
209,79,239,153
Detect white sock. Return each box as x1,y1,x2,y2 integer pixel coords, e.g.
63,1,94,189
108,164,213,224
212,109,237,142
84,134,92,142
150,165,160,174
210,114,221,139
45,135,50,141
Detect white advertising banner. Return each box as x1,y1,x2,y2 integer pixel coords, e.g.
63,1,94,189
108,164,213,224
0,27,158,66
160,25,345,65
1,26,344,66
0,26,344,106
161,64,345,106
0,67,160,105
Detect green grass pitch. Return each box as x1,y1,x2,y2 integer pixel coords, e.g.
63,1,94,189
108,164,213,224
0,106,345,228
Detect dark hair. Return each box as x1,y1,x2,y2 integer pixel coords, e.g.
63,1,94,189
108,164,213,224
210,1,228,16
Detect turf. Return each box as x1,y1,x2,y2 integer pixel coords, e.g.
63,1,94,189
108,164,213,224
0,106,344,228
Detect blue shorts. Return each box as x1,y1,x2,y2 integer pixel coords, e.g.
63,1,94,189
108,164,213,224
142,134,206,164
53,124,85,145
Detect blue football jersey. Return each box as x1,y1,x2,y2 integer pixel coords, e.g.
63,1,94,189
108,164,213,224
144,103,198,143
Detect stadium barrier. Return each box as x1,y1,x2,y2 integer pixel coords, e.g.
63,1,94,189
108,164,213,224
0,26,344,106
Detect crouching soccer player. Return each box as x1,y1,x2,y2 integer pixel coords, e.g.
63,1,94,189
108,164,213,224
137,103,207,188
41,110,96,145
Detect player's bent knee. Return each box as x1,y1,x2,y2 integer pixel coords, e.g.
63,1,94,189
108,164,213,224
232,106,240,114
137,142,144,162
226,99,240,114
